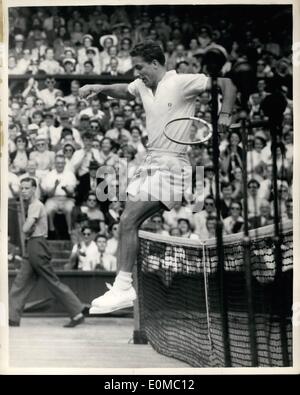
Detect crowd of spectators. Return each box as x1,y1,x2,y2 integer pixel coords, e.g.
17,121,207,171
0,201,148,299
8,6,293,271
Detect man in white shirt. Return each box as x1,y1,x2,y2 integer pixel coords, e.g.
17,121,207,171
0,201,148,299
35,77,61,109
41,154,77,236
39,112,61,148
64,80,82,105
55,111,83,148
194,195,216,239
105,114,132,143
79,41,236,314
79,97,108,128
69,225,99,271
39,48,63,75
95,234,117,272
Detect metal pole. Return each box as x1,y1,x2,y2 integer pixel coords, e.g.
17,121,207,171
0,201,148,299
211,76,231,367
239,112,258,366
270,124,289,366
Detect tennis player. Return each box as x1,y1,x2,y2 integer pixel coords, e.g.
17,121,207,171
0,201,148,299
78,41,236,314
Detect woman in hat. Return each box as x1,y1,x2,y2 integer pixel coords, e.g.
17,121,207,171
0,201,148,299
99,34,118,74
62,58,77,74
11,34,25,61
78,34,97,64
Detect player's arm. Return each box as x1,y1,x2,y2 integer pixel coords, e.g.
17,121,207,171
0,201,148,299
206,77,237,132
23,216,37,235
78,83,134,101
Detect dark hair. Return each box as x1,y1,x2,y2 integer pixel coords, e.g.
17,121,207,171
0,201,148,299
229,130,241,142
130,41,165,66
176,60,189,70
84,60,94,67
87,191,97,201
15,134,28,147
82,131,93,140
221,181,233,191
230,201,242,210
55,154,65,161
151,213,164,222
61,127,73,137
81,225,93,233
178,218,191,228
95,233,107,242
100,137,113,147
204,195,215,203
20,177,37,187
130,125,142,135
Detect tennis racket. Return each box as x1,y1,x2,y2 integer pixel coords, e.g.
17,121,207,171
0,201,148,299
164,116,213,146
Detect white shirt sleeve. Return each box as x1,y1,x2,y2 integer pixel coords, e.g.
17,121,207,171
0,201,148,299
127,79,141,99
178,73,210,100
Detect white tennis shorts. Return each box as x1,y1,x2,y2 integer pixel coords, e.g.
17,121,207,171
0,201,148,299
126,149,192,210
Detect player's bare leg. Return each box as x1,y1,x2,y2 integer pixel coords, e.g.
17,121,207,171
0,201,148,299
90,198,164,314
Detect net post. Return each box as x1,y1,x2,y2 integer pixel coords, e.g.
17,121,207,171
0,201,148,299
132,261,148,344
240,115,259,366
211,75,231,367
270,123,289,366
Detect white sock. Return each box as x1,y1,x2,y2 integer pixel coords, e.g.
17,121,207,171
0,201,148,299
114,271,133,290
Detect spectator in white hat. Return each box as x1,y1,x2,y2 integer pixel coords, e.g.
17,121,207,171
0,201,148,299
77,34,99,65
99,34,118,74
11,34,25,60
27,124,39,151
62,57,77,74
76,46,100,74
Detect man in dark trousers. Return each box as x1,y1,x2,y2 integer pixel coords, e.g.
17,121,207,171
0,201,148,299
9,177,85,328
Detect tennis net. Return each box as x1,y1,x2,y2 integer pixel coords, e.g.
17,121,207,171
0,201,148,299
136,221,293,367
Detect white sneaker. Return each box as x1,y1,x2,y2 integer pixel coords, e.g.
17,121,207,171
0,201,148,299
89,283,137,314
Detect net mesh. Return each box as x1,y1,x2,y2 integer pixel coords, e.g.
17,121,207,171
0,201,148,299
136,221,293,367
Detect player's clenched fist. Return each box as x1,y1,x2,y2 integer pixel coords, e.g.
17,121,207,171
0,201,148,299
78,84,101,99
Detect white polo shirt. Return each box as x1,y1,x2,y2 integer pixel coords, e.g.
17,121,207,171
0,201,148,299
128,71,209,154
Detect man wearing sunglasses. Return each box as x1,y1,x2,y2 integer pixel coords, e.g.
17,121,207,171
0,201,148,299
34,77,60,109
